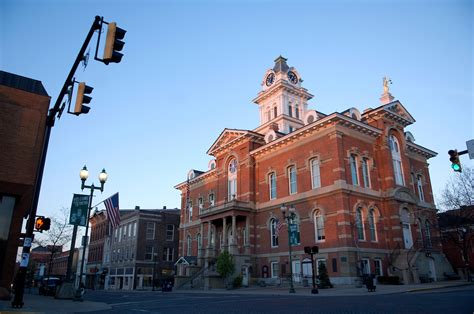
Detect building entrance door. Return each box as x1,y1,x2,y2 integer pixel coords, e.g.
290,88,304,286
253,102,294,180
241,266,249,287
402,223,413,249
292,261,301,283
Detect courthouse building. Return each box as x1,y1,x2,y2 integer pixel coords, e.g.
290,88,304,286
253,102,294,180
175,57,452,287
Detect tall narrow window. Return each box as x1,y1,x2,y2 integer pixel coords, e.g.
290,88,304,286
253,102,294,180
187,235,192,256
310,159,321,189
273,106,278,118
374,259,383,276
314,211,325,241
242,227,248,245
362,158,370,188
188,200,193,222
209,193,215,206
417,175,425,201
270,218,279,247
350,154,359,186
288,166,297,194
368,209,377,241
146,222,155,240
356,208,365,240
269,172,277,200
295,104,300,119
228,159,238,200
417,218,424,247
166,224,174,241
288,104,293,117
197,233,202,250
389,135,404,185
425,220,432,248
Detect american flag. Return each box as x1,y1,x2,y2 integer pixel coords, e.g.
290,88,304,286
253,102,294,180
104,193,120,228
275,218,284,237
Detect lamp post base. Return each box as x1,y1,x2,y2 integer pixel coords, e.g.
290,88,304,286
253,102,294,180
311,288,319,294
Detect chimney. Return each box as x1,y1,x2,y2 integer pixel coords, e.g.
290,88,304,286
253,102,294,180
135,206,140,210
163,206,167,210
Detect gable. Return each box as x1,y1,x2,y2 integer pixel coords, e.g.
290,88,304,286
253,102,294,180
207,128,249,156
363,100,415,127
384,101,415,124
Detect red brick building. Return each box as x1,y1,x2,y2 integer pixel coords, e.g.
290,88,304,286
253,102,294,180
86,210,109,289
0,71,50,290
439,206,474,279
175,57,453,287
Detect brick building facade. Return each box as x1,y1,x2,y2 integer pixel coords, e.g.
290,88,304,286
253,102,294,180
103,208,180,290
0,71,50,290
85,210,109,289
175,57,452,287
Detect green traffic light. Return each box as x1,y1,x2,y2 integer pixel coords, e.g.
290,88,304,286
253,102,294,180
452,163,461,171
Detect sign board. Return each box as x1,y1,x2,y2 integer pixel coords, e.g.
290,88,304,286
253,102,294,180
467,139,474,160
70,194,90,226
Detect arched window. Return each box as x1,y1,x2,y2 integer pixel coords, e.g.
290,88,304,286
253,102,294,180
269,172,277,200
417,175,425,201
362,157,370,188
270,218,279,247
368,209,377,241
186,235,192,256
314,211,325,241
350,154,359,186
310,158,321,189
228,159,238,200
288,166,297,194
389,135,404,185
356,208,365,240
425,220,432,248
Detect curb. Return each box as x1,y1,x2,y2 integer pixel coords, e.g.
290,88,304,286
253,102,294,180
406,282,473,293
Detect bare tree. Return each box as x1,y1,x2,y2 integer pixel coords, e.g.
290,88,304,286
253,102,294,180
34,208,73,278
440,166,474,211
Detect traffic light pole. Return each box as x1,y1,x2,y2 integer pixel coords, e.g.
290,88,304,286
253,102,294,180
11,16,102,309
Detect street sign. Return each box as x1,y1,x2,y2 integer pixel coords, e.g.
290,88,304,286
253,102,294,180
467,139,474,160
70,194,90,226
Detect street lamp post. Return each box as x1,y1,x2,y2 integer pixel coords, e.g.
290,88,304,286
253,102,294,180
281,204,296,293
152,252,158,291
77,166,107,292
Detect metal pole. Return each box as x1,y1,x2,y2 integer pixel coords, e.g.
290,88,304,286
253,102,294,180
287,215,295,293
11,16,101,309
78,186,95,290
66,224,78,282
311,252,318,294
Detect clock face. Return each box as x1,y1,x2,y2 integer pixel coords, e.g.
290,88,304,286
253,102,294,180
265,73,275,86
229,160,237,173
287,71,298,84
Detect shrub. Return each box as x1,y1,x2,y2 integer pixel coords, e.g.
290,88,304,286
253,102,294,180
233,275,243,288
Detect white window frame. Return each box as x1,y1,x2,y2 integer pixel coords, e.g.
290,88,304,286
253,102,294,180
314,211,325,242
209,193,215,206
288,166,297,195
310,158,321,189
350,154,359,186
228,159,238,201
166,224,174,241
145,246,154,261
356,208,365,241
362,157,370,188
270,218,279,248
368,209,377,242
390,135,405,185
269,172,277,200
188,200,193,222
163,247,174,262
361,258,371,275
417,175,425,201
133,221,137,237
198,197,203,209
374,259,383,277
146,222,155,240
271,262,279,278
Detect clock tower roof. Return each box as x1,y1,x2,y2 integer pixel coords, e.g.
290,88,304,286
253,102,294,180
273,55,289,73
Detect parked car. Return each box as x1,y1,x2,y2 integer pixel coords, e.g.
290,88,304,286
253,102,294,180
38,277,62,296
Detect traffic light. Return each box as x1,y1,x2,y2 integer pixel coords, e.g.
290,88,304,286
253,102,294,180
35,216,51,232
448,149,462,172
73,82,93,115
103,22,126,65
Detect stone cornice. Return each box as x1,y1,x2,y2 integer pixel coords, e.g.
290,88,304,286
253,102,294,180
407,142,437,159
174,168,217,191
207,129,265,157
250,113,382,158
252,80,313,104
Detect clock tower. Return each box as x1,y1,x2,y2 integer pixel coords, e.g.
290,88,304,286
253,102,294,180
253,56,314,136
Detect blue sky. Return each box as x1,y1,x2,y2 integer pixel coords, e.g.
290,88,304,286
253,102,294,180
1,0,473,223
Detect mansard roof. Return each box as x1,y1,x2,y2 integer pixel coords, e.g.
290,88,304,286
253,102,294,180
362,100,415,127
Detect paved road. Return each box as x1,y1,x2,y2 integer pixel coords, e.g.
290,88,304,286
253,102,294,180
86,286,474,314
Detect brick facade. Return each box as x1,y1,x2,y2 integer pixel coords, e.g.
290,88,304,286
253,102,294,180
175,58,453,287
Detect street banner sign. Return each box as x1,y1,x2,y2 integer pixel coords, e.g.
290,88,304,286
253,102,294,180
70,194,90,226
466,139,474,160
289,224,300,246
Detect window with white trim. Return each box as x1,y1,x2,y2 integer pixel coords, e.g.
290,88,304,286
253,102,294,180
314,211,325,241
389,135,405,185
270,218,279,247
146,222,155,240
166,224,174,241
368,209,377,241
145,246,154,261
198,197,203,209
209,193,215,206
133,221,137,237
228,159,237,200
374,259,383,276
163,247,174,262
350,154,359,186
361,258,370,275
417,175,425,201
188,200,193,222
310,158,321,189
271,262,279,278
362,157,370,188
269,172,277,200
242,227,248,245
356,208,365,240
288,166,297,194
